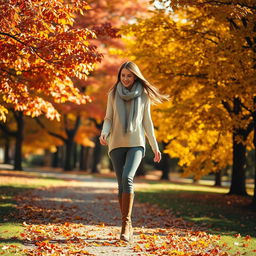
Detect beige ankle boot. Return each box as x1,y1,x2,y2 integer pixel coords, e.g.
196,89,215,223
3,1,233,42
120,193,134,242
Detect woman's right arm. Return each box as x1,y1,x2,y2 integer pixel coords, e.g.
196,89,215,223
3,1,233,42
100,92,113,145
142,96,161,162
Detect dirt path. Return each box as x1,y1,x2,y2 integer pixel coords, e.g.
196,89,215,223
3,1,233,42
17,172,226,255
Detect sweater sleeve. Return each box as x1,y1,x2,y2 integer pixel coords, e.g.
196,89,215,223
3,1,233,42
142,97,159,152
101,92,113,137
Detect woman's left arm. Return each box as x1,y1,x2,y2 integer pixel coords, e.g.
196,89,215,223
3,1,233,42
142,97,161,163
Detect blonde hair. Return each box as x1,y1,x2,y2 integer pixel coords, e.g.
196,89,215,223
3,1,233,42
110,61,169,104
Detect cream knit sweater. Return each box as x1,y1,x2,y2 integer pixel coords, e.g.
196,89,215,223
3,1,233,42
101,89,159,156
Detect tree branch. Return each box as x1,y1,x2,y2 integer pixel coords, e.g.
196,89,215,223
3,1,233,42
88,117,103,130
74,115,81,132
182,29,219,44
65,115,81,138
227,18,239,29
0,122,16,137
0,32,28,47
245,120,254,138
221,100,232,114
174,73,208,78
240,101,253,114
0,32,53,64
204,1,256,10
35,117,66,142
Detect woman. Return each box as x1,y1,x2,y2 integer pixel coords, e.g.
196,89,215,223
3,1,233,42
99,61,168,242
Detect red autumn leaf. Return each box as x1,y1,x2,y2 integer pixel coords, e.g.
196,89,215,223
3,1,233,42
244,235,251,241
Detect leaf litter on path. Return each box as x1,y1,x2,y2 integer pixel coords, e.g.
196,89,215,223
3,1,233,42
12,174,230,255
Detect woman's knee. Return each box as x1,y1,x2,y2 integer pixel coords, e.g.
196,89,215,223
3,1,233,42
122,175,134,193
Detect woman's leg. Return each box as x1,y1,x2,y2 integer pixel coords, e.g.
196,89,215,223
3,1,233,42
109,147,128,197
121,147,144,241
122,147,144,194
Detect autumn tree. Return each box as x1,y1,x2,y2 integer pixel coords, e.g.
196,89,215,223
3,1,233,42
121,1,256,200
160,0,256,203
35,102,99,171
0,0,105,120
0,0,118,170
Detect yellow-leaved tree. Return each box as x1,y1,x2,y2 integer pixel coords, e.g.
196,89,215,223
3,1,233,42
121,1,256,205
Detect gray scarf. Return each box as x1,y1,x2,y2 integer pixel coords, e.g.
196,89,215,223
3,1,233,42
115,81,143,133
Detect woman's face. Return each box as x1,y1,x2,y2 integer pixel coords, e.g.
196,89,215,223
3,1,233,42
120,68,136,89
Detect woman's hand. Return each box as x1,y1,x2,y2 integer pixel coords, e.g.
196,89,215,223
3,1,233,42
153,150,161,163
99,134,108,145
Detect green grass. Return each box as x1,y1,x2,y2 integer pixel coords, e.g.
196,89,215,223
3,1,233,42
0,223,24,256
0,171,67,255
0,185,31,256
136,182,256,256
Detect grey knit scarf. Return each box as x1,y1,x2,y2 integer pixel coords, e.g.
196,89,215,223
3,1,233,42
116,81,143,133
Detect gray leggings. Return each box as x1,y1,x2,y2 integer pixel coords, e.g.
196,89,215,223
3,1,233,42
110,147,144,196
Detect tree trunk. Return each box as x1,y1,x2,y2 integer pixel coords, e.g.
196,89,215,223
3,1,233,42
14,112,24,170
193,177,199,184
73,142,77,169
36,114,81,171
52,146,60,168
253,139,256,208
228,130,247,195
79,145,85,170
43,149,51,166
228,98,248,196
87,147,94,171
60,146,65,168
160,152,170,180
214,170,222,187
91,136,101,173
79,146,91,171
4,138,10,164
64,139,74,171
252,96,256,207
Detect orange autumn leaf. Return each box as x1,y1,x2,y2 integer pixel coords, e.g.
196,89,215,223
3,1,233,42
133,244,143,252
0,0,117,121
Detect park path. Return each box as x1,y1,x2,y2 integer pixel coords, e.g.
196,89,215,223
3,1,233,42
16,170,226,256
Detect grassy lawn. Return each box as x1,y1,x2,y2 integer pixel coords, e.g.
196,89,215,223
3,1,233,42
136,182,256,256
0,170,67,256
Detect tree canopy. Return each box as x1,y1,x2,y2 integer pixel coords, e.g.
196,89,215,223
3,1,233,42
0,0,117,121
121,0,256,178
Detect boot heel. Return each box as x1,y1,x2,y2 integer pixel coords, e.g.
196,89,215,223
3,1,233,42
120,220,130,241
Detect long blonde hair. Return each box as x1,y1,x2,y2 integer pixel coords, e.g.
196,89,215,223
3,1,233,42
110,61,169,104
